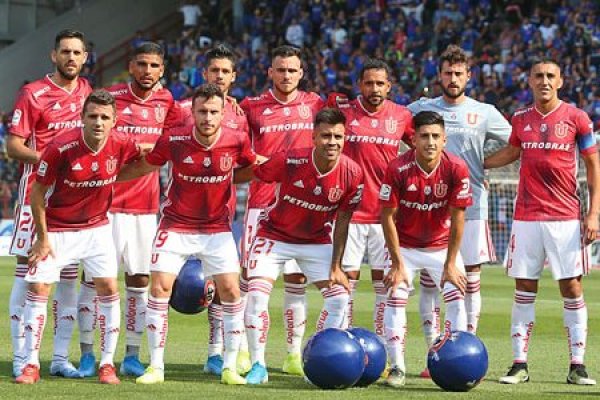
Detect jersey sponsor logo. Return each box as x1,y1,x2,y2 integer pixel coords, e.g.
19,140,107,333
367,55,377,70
407,183,417,192
399,199,448,211
524,124,532,132
123,107,133,115
170,135,190,141
313,185,322,195
52,102,61,111
225,120,239,129
38,161,48,177
283,107,291,116
262,108,274,115
47,120,83,130
106,157,117,174
520,141,571,151
12,109,22,126
397,161,416,173
63,175,117,188
220,154,233,172
259,122,314,134
183,156,194,164
33,86,51,99
379,184,391,201
350,119,359,126
91,161,99,172
286,157,309,165
293,180,304,188
203,157,212,167
116,125,162,135
297,104,311,119
540,123,548,133
72,162,83,171
466,113,479,125
328,187,343,202
434,183,448,198
513,107,532,117
282,194,339,212
385,118,397,134
554,122,568,139
58,140,79,153
177,172,229,184
155,105,166,123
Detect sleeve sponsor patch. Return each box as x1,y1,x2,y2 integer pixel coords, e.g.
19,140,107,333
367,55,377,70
379,184,391,201
11,109,22,126
37,160,48,177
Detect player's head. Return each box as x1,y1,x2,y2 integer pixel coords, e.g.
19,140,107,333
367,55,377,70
438,45,470,101
269,45,304,97
358,59,392,110
129,42,165,92
528,58,563,106
313,108,346,164
51,29,88,81
192,83,225,138
81,89,117,143
203,44,237,95
412,111,446,164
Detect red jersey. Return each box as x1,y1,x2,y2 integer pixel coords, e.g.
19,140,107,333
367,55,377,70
255,148,364,244
241,90,325,208
36,129,139,231
338,97,414,223
145,125,255,233
510,102,597,221
380,149,472,249
10,75,93,205
107,83,175,214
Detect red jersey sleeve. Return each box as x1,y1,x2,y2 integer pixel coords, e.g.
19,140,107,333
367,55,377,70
10,87,37,139
163,100,184,131
575,111,597,156
145,134,171,166
123,138,142,164
379,163,400,208
449,161,473,208
35,145,62,186
254,151,287,183
238,134,257,167
508,115,522,148
339,169,364,212
402,110,415,145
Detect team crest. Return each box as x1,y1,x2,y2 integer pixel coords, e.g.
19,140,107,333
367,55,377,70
70,103,77,112
554,122,568,139
540,123,548,133
91,161,99,172
298,104,311,119
328,187,343,202
313,185,322,196
106,157,117,174
154,105,166,123
385,118,397,134
424,185,432,195
371,119,378,128
220,154,233,172
141,109,149,120
283,107,291,116
203,157,212,167
466,113,479,125
434,183,448,198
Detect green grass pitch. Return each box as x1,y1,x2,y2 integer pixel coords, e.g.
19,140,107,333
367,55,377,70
0,256,598,399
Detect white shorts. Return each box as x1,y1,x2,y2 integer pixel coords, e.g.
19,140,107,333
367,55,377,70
461,219,496,265
242,208,301,275
10,204,35,257
386,247,466,290
505,220,589,280
150,230,240,277
109,212,157,276
247,237,331,283
25,224,117,284
342,223,387,272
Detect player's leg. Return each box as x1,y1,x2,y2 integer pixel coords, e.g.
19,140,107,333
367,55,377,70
341,223,366,330
205,291,224,375
281,269,307,376
121,273,149,377
417,269,440,378
367,224,390,343
244,237,284,385
77,274,97,376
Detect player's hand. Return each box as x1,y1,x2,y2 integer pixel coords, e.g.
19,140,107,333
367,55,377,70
28,239,54,266
227,96,245,116
583,213,599,245
383,263,409,295
329,267,350,292
441,263,467,294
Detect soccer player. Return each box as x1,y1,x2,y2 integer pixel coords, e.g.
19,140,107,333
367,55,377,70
239,45,325,375
7,29,92,378
380,111,471,387
240,108,364,385
117,83,255,385
16,90,140,385
408,45,511,373
331,58,414,339
485,59,599,385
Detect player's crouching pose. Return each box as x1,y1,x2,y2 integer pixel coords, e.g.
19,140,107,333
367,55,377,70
380,111,472,387
16,90,140,385
235,108,364,385
117,83,256,385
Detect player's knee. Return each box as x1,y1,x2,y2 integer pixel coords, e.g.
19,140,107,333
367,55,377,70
283,273,306,284
93,278,118,296
125,273,149,288
559,276,583,298
515,278,538,294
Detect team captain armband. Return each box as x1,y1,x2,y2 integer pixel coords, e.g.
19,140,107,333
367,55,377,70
577,132,597,154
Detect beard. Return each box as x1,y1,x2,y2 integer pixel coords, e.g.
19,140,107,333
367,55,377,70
441,84,466,99
274,81,299,95
133,77,160,91
364,94,385,107
56,63,81,81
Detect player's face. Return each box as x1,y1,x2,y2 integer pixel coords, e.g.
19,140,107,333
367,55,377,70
82,103,116,143
51,38,88,81
439,61,470,100
269,56,303,96
528,62,563,105
129,53,164,91
359,68,391,108
193,96,225,137
412,124,446,164
313,123,345,163
203,58,236,95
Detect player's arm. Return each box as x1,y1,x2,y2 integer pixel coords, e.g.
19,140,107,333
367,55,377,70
6,135,40,163
329,210,352,291
441,206,467,294
483,144,520,169
117,157,161,182
381,206,409,292
28,181,54,265
233,154,267,183
582,150,600,244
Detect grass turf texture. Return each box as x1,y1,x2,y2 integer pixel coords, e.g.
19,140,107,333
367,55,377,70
0,257,598,399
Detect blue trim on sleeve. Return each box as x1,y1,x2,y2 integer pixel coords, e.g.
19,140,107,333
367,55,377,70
577,133,596,151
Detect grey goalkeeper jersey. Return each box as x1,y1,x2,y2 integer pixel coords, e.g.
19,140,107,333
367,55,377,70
408,96,511,220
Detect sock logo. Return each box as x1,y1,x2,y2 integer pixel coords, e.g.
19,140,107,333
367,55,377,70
126,297,136,332
34,314,45,350
259,311,269,343
316,310,329,331
522,322,534,353
285,309,294,345
374,302,385,335
99,315,106,351
159,313,169,347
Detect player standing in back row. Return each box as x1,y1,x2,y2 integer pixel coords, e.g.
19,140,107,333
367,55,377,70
485,59,599,385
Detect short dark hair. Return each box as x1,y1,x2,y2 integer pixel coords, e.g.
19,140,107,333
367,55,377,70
414,111,445,130
314,108,346,127
439,44,468,70
271,45,302,61
192,83,225,106
132,41,164,60
206,44,236,70
528,57,561,75
55,29,86,50
359,58,392,81
83,89,116,114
